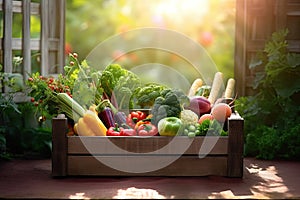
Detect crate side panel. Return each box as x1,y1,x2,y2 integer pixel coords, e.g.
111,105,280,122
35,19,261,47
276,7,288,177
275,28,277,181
68,155,228,176
68,136,228,155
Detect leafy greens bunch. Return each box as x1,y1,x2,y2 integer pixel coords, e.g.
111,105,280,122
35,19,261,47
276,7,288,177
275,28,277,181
100,64,141,110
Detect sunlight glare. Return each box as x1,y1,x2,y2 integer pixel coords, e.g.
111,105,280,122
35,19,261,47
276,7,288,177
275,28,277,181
209,165,293,199
113,187,167,199
154,0,209,24
69,192,90,199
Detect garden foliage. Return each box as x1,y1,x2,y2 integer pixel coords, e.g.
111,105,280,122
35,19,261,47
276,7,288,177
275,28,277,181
235,29,300,160
0,65,52,159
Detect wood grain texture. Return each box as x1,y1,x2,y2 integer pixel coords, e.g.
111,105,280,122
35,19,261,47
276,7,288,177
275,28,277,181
227,113,244,177
22,0,31,81
52,117,68,177
68,136,228,155
68,156,228,176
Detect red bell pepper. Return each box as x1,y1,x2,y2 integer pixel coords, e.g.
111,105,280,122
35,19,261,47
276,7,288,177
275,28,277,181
137,123,158,136
120,128,137,136
106,124,121,136
126,111,147,128
131,111,147,122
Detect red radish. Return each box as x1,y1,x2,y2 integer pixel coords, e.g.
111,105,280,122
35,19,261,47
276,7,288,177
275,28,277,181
198,114,214,124
185,96,211,116
211,103,232,123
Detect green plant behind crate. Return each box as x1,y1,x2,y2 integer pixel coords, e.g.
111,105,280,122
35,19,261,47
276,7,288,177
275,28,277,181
1,63,52,159
235,29,300,160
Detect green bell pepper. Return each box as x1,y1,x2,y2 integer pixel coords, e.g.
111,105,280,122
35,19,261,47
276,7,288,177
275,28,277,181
158,117,183,136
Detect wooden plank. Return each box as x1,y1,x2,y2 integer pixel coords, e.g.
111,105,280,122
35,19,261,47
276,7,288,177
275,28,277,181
234,0,247,97
227,113,244,178
0,38,61,51
40,0,49,76
0,0,40,15
275,0,287,30
68,156,228,176
68,136,228,155
57,0,66,74
22,0,31,80
47,0,65,74
3,0,13,75
52,117,68,177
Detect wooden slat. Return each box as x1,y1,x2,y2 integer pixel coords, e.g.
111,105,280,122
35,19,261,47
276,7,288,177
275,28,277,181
22,0,31,80
0,0,40,15
234,0,247,97
57,0,66,74
68,136,228,155
68,156,228,176
52,117,68,177
275,0,287,30
3,0,13,75
40,0,49,75
47,0,65,74
0,38,62,51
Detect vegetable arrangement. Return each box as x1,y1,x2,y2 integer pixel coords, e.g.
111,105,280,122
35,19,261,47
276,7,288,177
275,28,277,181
27,53,236,137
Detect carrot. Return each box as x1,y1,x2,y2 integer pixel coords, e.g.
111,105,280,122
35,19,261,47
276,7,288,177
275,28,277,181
208,72,223,105
224,78,235,99
188,78,203,97
211,103,232,123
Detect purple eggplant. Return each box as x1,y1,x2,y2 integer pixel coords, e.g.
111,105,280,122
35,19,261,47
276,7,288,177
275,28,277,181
96,100,116,128
98,107,115,128
114,111,127,127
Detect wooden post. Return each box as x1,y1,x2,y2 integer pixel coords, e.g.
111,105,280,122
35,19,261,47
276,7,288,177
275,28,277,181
227,113,244,177
3,0,13,93
52,117,68,177
40,0,49,76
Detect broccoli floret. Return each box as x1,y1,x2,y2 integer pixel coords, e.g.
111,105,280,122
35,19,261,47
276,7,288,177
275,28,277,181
151,88,188,126
130,83,168,108
164,93,179,106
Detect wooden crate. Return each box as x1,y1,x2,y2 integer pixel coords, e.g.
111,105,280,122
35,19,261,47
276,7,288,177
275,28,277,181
52,112,244,178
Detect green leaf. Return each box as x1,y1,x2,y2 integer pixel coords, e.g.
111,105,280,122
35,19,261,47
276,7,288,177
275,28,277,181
252,72,265,89
287,53,300,68
273,72,300,98
249,56,263,69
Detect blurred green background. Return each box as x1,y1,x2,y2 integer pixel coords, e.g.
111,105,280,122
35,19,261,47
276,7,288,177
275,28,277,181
65,0,236,81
